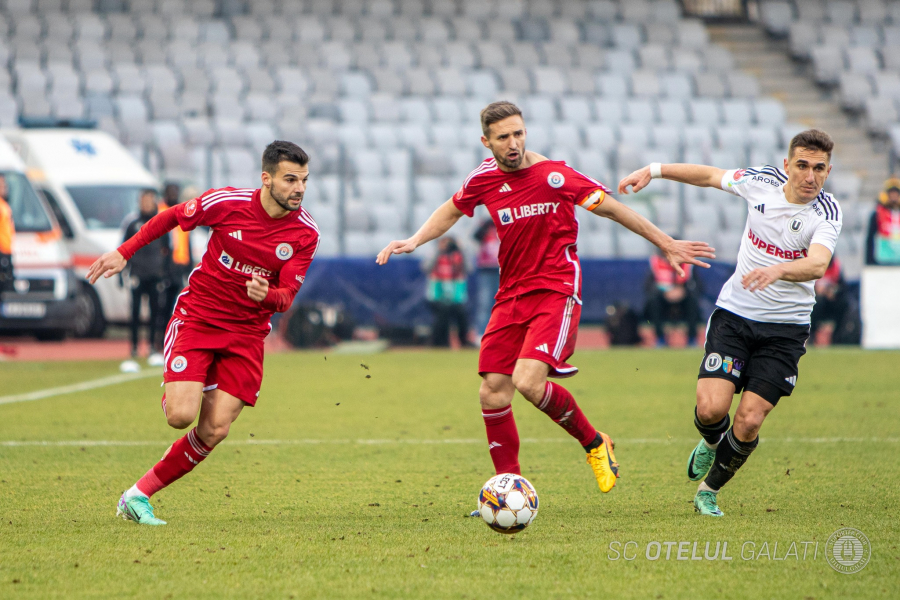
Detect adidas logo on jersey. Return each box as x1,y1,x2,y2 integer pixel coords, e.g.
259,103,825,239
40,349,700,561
754,204,765,214
785,376,797,386
498,183,512,192
229,230,243,240
535,343,549,354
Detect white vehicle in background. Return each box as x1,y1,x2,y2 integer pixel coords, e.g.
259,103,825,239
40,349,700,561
4,128,161,337
0,136,79,340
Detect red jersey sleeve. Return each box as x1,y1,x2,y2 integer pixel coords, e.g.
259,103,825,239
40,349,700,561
173,188,239,231
452,159,496,217
117,208,179,260
557,163,612,211
258,232,319,313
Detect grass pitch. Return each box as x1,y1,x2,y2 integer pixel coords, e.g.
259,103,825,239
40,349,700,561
1,348,898,599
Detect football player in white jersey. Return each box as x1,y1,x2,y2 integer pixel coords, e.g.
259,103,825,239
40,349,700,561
618,130,841,517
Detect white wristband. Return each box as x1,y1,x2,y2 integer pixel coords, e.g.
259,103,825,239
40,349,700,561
649,163,663,179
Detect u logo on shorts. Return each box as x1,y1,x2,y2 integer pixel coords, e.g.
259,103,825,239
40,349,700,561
704,353,722,372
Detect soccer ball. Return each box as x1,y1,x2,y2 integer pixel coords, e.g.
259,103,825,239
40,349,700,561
478,473,539,534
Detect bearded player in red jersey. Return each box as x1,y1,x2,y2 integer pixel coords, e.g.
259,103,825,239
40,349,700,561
86,141,319,525
378,102,715,495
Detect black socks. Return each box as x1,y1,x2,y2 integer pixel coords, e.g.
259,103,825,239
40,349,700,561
694,407,730,446
583,432,603,453
704,428,759,491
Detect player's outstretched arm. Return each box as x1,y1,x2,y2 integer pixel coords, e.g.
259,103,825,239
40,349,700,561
376,199,464,265
742,244,832,292
86,250,126,284
592,196,716,277
88,208,181,284
618,163,727,194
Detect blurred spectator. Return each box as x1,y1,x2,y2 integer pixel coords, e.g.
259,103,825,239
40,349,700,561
865,178,900,265
162,182,180,208
811,255,849,346
0,175,14,302
159,183,194,326
424,236,471,347
123,189,169,361
640,251,703,348
473,218,500,336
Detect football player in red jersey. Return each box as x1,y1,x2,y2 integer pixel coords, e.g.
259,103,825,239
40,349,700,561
87,141,320,525
378,102,715,495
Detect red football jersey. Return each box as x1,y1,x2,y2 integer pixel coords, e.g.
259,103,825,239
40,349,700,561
452,158,610,303
172,187,320,335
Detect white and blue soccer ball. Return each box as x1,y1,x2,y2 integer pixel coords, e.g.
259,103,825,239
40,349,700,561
478,473,539,534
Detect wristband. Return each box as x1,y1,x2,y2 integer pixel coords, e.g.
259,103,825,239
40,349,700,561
649,163,663,179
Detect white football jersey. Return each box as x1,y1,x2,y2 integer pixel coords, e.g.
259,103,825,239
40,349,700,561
715,165,842,324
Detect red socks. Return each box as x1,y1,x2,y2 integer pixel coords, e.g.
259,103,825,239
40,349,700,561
482,406,521,475
135,428,212,498
537,382,598,447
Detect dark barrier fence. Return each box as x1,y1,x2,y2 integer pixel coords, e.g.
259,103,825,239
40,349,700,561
293,257,737,328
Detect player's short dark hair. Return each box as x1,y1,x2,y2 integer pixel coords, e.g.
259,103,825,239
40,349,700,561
480,101,523,137
140,188,157,197
262,140,309,175
788,129,834,161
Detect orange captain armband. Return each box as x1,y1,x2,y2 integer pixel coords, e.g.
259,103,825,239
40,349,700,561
577,189,606,211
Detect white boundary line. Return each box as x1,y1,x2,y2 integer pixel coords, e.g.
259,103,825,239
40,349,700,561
0,369,163,405
1,437,897,448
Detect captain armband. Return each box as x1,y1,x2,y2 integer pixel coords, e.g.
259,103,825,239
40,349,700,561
577,189,606,211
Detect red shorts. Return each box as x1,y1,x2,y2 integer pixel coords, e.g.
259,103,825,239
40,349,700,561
479,290,580,378
163,316,264,406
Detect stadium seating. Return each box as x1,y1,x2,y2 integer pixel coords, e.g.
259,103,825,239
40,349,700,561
0,0,827,259
768,1,900,144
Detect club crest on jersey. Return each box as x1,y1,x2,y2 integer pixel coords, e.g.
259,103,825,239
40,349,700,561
788,218,804,234
219,250,234,269
275,243,293,260
497,208,514,225
547,172,565,188
733,169,747,181
704,353,722,372
170,355,188,373
184,198,198,217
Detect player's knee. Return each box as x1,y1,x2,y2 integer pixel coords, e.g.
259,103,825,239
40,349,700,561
166,410,194,430
479,380,506,410
695,400,727,425
733,412,764,440
695,388,730,424
511,372,544,403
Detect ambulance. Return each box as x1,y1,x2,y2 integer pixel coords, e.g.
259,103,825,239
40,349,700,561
0,135,78,340
4,128,160,336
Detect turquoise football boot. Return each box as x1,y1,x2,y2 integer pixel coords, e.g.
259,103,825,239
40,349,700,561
693,489,724,517
117,493,167,526
687,439,716,481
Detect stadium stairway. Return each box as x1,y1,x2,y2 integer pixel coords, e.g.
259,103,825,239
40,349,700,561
707,23,888,206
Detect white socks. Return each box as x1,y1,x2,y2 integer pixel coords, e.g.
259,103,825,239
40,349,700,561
125,484,148,499
703,438,720,450
698,481,719,494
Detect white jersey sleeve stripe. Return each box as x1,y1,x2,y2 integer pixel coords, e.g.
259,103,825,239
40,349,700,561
201,189,254,207
462,159,497,189
203,197,252,210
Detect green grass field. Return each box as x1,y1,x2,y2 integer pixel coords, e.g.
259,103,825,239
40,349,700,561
1,348,898,599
